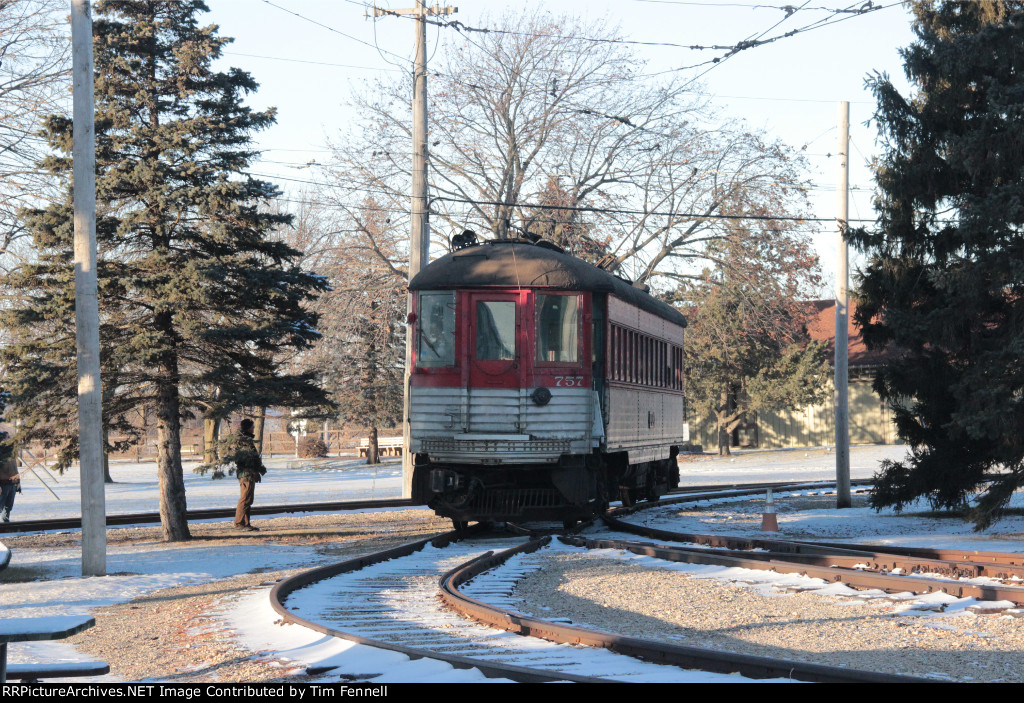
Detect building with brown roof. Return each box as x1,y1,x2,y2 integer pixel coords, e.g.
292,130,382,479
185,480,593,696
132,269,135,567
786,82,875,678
687,299,902,450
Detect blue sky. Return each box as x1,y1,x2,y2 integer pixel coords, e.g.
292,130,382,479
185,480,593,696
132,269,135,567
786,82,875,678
202,0,919,283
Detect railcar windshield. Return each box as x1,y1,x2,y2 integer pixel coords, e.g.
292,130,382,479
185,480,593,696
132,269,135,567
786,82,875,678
476,300,516,360
536,294,579,363
418,291,456,367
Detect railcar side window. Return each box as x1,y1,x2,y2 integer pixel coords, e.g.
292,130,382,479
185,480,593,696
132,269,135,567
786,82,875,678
476,301,516,360
418,292,456,367
536,294,579,363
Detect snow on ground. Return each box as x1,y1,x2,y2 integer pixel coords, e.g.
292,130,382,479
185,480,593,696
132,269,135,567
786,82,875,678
674,444,899,485
2,444,1023,683
667,446,1024,550
10,454,403,519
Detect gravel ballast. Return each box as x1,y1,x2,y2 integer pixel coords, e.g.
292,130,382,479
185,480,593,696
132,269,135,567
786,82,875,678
510,551,1024,683
6,498,1024,683
1,509,451,683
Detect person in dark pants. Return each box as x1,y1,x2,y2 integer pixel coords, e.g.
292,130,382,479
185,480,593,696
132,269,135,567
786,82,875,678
229,419,266,531
0,432,20,523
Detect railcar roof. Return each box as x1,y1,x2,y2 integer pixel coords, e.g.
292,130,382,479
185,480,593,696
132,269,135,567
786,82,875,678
409,240,687,328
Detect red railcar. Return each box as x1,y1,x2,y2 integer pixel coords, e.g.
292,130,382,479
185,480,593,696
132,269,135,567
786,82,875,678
408,238,687,525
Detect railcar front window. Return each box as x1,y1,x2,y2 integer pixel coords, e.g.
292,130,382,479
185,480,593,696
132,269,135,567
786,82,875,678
418,292,456,367
476,301,516,360
536,294,579,363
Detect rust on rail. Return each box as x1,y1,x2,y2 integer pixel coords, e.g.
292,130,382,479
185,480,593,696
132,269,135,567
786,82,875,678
439,537,936,683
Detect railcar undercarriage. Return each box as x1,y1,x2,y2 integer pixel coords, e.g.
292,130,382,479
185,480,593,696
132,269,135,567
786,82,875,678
412,451,680,525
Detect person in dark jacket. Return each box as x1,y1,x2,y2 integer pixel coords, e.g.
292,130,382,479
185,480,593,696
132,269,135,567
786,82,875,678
228,419,266,531
0,432,20,523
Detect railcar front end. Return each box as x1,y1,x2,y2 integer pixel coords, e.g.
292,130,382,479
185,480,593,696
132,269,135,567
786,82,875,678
409,284,604,522
407,240,687,524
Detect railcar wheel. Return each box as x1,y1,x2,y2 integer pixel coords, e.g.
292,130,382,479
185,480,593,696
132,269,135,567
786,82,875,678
645,467,661,502
619,487,635,507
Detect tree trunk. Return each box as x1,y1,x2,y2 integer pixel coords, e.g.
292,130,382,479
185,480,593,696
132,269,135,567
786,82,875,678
718,389,731,456
203,416,221,464
155,378,191,542
367,426,379,465
717,410,748,457
254,408,266,455
101,425,113,483
717,419,731,456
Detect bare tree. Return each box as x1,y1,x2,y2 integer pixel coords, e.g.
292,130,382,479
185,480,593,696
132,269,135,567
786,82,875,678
325,10,811,289
0,0,70,270
271,193,405,462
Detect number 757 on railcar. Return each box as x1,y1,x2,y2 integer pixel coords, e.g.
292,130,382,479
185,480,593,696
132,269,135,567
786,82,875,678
407,238,687,526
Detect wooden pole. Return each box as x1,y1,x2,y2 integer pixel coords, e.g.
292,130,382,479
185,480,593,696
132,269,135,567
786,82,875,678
71,0,107,574
372,1,457,498
401,0,429,498
835,101,851,508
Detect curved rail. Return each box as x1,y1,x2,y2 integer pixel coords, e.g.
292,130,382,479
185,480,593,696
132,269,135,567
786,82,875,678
654,477,873,507
602,508,1024,605
269,519,933,683
269,527,607,683
439,536,935,683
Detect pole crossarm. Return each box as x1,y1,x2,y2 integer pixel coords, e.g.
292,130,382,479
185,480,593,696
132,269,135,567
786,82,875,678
369,4,457,18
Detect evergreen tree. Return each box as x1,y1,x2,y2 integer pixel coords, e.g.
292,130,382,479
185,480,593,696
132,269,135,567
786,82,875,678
0,389,10,466
1,0,327,541
680,221,828,455
849,1,1024,528
337,296,405,464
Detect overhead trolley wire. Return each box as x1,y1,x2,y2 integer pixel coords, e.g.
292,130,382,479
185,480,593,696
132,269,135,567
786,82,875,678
257,168,877,224
260,0,410,64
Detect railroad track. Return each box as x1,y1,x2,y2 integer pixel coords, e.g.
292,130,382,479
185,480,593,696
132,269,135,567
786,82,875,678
0,497,417,533
6,478,961,680
605,492,1024,606
0,477,867,534
270,526,932,683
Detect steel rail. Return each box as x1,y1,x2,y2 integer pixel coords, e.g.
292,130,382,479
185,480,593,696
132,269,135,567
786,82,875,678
653,478,872,507
573,530,1024,606
0,477,863,535
782,539,1024,569
268,527,611,684
604,513,1024,581
439,536,936,683
666,477,873,497
0,477,865,535
0,498,418,534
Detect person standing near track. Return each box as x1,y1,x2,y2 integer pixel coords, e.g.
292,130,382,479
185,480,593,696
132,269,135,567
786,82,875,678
228,418,266,531
0,432,20,523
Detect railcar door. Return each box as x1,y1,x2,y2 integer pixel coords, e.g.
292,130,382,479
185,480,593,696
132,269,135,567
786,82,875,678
466,292,523,433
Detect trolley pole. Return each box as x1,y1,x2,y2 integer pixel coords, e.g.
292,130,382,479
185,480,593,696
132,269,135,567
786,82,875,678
835,101,851,509
71,0,107,574
370,2,456,498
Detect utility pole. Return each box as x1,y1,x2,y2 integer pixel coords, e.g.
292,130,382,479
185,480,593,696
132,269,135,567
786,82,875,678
369,2,456,498
70,0,106,575
834,101,851,509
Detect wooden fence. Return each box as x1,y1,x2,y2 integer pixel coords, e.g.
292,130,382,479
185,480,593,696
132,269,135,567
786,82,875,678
22,427,377,465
